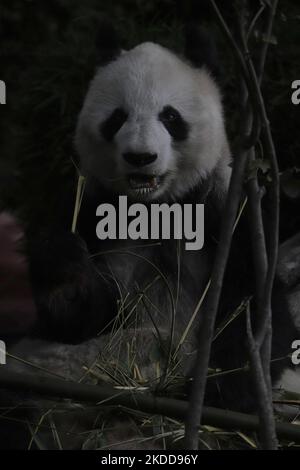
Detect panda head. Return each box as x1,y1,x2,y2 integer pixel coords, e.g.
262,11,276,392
75,26,231,202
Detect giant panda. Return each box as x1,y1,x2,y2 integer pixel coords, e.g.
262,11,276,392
1,24,299,449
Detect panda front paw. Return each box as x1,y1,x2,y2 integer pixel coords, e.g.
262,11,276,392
28,230,115,343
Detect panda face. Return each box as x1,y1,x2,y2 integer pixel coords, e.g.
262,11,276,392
75,42,230,201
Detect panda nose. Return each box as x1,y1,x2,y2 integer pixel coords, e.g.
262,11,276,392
123,152,157,167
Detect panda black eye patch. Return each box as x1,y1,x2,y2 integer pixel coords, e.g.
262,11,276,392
101,108,128,141
158,105,189,141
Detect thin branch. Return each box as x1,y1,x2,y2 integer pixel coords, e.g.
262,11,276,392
239,2,280,348
246,302,278,449
256,0,279,86
234,0,280,449
246,158,268,300
209,0,261,149
184,145,250,449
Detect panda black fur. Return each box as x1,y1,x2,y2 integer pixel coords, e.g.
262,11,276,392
2,25,299,449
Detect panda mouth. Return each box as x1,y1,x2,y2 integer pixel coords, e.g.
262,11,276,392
127,174,161,194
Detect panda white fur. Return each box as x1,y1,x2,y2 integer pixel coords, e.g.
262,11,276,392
76,41,231,202
1,25,300,449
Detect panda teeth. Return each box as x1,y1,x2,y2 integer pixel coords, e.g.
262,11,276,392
128,175,158,192
132,187,154,195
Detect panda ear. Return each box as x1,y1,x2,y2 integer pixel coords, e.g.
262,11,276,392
184,24,219,76
95,21,121,66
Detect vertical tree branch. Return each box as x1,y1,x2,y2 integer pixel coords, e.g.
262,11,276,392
185,0,280,450
243,0,280,449
184,145,250,449
246,303,278,449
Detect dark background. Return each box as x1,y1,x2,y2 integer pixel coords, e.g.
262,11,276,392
0,0,299,239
